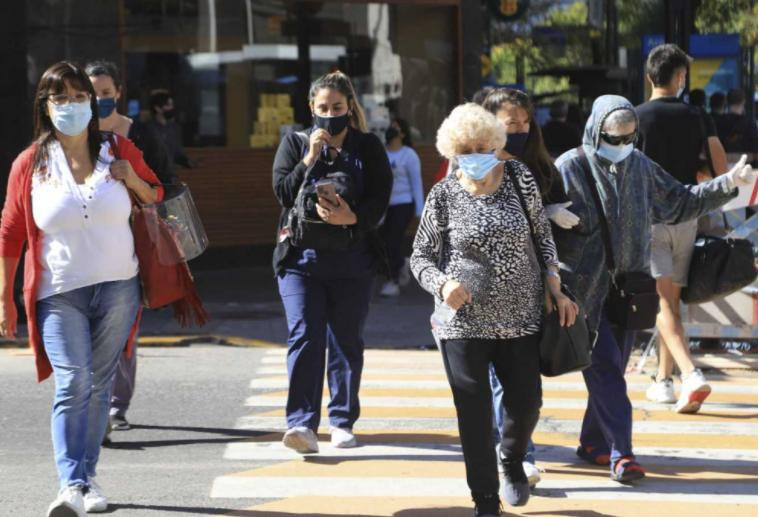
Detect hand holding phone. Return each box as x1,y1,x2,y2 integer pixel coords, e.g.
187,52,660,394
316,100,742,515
316,180,338,206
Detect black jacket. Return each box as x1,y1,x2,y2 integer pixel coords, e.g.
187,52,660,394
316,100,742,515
271,127,393,275
128,120,178,185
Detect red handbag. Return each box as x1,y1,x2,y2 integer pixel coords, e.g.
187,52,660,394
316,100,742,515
109,135,207,326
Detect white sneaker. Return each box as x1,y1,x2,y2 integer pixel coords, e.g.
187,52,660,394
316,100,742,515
523,461,541,488
282,426,319,454
47,486,86,517
675,368,711,414
330,426,358,448
83,477,108,513
398,258,411,287
646,377,676,403
380,281,400,297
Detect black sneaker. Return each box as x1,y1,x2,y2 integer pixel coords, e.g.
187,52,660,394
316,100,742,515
501,457,530,506
472,492,502,517
110,415,131,431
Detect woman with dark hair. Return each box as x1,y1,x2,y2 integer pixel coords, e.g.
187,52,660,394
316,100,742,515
478,88,579,488
0,61,163,516
272,71,393,454
483,88,578,229
379,117,424,296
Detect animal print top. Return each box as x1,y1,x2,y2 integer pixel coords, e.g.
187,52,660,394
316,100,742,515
411,159,559,340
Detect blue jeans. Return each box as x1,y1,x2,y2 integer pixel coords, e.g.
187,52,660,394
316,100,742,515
489,365,536,464
37,277,140,490
580,312,636,467
278,271,374,430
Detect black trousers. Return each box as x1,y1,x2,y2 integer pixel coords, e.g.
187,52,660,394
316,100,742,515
440,334,542,494
379,202,415,281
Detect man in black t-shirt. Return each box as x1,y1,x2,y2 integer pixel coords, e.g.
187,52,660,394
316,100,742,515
636,44,728,415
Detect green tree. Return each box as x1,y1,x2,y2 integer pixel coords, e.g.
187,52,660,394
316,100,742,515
695,0,758,46
490,0,589,95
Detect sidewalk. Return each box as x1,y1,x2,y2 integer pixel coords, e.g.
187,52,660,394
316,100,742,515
0,266,434,350
3,266,756,371
135,267,437,350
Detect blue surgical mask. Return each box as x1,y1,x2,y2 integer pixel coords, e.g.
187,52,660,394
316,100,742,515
596,142,634,164
97,97,117,118
50,102,92,136
457,152,503,181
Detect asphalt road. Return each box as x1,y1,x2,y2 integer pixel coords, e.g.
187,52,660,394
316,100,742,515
0,343,272,516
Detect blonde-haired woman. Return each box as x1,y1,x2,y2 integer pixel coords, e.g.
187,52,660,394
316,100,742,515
272,71,393,454
411,103,576,516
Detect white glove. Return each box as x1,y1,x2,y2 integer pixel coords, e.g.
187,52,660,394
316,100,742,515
545,202,580,229
725,154,757,189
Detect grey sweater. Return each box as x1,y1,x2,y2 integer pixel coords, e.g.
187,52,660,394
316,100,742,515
554,95,738,331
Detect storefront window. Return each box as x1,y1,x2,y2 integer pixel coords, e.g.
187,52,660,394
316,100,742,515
119,1,457,148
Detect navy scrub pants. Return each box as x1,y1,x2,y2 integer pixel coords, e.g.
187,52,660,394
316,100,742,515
580,311,637,467
278,271,374,431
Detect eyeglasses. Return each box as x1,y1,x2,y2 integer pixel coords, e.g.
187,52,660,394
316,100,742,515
600,131,637,146
47,93,91,106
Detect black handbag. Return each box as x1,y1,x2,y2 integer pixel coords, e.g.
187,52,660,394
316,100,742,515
506,163,593,377
577,148,660,330
681,236,757,304
287,132,356,251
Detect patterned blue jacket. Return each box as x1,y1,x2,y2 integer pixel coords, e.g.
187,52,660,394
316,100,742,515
554,95,737,332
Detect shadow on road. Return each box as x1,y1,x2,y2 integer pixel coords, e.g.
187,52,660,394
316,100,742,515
102,424,271,450
106,504,479,516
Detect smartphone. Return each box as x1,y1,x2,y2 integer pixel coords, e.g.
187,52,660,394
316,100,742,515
316,180,338,205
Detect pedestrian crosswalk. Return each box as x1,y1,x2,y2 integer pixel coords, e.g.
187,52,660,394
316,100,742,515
211,348,758,515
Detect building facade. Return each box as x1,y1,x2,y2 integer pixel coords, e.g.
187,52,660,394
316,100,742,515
2,0,481,257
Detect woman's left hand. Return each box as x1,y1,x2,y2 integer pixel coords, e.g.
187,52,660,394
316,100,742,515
317,194,357,225
110,160,140,190
546,292,579,327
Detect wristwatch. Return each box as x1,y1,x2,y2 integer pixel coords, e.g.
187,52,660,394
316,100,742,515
545,268,560,279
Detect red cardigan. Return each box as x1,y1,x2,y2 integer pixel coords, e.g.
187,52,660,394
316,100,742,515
0,135,164,382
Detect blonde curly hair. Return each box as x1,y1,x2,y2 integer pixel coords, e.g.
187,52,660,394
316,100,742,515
435,102,506,159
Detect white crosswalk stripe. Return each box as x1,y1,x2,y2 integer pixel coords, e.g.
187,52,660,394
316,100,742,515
212,348,758,514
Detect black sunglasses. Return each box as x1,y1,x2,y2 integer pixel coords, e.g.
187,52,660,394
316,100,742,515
600,131,637,146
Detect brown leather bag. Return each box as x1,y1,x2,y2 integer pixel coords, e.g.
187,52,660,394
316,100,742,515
109,134,207,326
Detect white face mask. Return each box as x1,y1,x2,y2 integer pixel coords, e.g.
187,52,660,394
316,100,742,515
675,73,686,98
676,80,685,99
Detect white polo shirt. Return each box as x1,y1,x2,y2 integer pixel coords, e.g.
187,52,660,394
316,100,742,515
31,140,138,300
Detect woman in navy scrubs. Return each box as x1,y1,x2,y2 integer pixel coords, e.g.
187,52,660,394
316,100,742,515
272,71,393,453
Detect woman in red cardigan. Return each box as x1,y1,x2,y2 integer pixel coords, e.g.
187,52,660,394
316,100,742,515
0,61,163,517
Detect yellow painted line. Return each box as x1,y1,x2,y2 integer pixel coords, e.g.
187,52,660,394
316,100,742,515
2,349,33,357
245,496,752,516
138,335,283,348
251,406,758,423
254,387,758,404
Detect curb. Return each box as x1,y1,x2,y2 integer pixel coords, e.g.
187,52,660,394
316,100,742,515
0,335,284,350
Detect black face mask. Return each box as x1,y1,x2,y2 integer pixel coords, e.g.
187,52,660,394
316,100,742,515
314,113,349,136
162,107,176,120
504,132,529,157
385,127,400,143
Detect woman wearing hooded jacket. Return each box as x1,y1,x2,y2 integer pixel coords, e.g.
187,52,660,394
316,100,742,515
553,94,756,482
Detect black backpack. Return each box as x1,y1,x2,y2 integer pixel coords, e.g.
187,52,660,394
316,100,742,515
286,132,356,251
